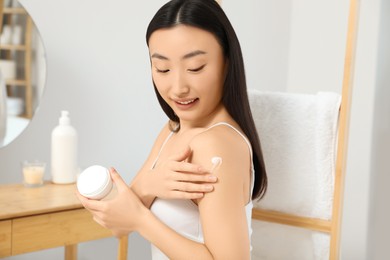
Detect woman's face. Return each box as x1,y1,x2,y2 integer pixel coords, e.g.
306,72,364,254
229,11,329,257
148,25,227,127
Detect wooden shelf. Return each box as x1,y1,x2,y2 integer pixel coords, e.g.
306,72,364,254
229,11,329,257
3,7,26,15
5,79,27,86
1,5,33,118
0,44,27,51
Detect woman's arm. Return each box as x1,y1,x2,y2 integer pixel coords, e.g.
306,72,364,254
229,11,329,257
78,168,215,259
138,126,252,259
190,127,252,259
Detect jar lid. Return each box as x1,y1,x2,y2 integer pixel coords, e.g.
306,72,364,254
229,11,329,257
77,165,112,199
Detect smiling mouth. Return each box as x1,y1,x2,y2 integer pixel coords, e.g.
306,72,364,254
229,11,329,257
176,98,198,105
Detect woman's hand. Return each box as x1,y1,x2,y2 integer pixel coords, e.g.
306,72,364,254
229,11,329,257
77,168,146,238
132,146,218,204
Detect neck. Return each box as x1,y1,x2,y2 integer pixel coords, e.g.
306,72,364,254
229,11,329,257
178,104,231,133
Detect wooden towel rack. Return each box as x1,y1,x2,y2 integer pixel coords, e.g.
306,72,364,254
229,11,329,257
251,0,359,259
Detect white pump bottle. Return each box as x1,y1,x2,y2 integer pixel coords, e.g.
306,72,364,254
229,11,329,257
51,110,78,184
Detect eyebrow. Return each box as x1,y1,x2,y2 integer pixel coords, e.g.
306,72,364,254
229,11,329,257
151,50,207,61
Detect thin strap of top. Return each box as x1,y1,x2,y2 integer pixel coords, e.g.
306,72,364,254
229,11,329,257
151,131,174,169
204,122,253,158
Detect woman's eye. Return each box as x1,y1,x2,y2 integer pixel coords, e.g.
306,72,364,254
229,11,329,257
156,68,170,73
188,64,206,73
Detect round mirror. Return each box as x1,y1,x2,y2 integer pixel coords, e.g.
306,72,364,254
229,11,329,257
0,0,46,147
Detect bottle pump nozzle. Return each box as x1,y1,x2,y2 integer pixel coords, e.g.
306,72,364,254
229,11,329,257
59,110,70,125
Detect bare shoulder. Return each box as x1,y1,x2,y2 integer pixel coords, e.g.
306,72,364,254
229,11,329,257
189,124,251,179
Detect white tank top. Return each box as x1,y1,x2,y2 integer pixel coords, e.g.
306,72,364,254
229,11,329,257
150,122,254,259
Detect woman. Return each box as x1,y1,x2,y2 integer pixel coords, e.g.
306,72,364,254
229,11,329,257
78,0,267,259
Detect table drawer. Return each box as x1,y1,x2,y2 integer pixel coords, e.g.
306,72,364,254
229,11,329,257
0,220,12,257
12,208,112,255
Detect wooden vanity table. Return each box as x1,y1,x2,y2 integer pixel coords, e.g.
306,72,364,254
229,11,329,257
0,182,128,259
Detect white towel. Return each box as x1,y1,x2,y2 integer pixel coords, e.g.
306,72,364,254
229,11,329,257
248,89,341,219
251,219,330,260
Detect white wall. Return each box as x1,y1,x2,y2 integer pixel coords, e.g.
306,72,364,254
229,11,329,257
367,0,390,259
286,0,349,94
223,0,292,92
0,0,387,259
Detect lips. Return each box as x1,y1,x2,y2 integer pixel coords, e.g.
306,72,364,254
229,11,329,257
176,98,198,105
173,98,199,109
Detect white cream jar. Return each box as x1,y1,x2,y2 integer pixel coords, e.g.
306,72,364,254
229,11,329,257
77,165,113,200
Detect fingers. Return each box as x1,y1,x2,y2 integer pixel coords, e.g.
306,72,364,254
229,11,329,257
166,146,213,175
174,181,214,193
109,167,128,193
171,170,217,184
76,191,104,212
170,161,208,174
93,215,106,228
169,190,205,200
168,146,192,162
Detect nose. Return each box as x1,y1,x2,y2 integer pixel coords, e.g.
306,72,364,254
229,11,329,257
171,71,189,96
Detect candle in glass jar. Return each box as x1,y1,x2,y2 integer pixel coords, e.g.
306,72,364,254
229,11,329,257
22,161,45,187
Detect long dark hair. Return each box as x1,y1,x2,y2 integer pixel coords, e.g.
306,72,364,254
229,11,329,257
146,0,267,200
